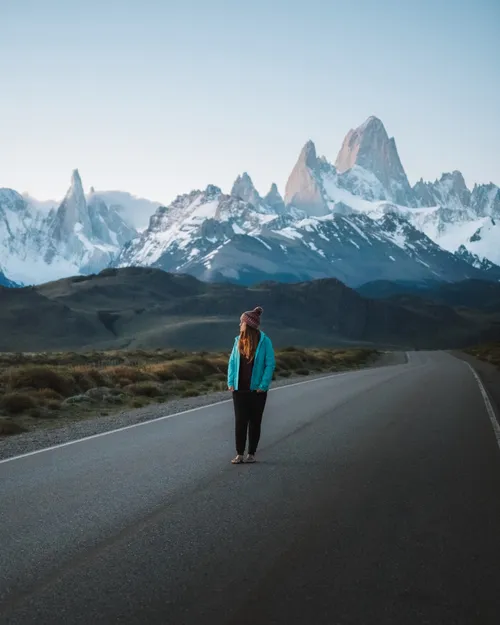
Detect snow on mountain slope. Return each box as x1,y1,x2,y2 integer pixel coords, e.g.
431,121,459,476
88,190,161,230
22,194,58,214
116,160,487,287
466,218,500,265
3,115,499,286
283,136,499,273
455,245,500,279
117,181,281,276
0,172,138,284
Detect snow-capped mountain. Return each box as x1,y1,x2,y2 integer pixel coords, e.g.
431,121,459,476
334,116,415,206
2,115,499,287
0,171,138,285
405,173,500,266
455,245,500,279
116,153,491,287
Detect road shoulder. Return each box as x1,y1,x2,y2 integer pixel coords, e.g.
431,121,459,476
0,351,406,462
452,351,500,422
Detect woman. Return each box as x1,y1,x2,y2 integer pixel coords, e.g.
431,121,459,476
227,306,275,464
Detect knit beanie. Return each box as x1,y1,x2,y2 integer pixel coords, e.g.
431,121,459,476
240,306,263,330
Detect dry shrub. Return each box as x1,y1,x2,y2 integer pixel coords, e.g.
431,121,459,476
131,397,149,408
295,368,310,376
164,380,191,394
3,366,76,396
181,388,201,398
146,361,203,382
103,366,152,384
185,356,227,376
1,392,37,415
86,368,112,387
0,418,27,436
35,388,63,401
46,399,62,411
70,370,95,392
275,352,305,370
125,382,163,397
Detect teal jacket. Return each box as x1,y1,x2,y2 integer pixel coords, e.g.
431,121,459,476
227,332,276,392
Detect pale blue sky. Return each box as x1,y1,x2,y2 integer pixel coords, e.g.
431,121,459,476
1,0,499,203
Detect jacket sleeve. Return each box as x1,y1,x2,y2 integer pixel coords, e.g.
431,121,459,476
258,338,276,391
227,341,237,388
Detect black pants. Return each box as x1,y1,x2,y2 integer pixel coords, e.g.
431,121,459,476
232,391,268,455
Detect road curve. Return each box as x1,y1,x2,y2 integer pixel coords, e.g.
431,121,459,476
1,351,500,624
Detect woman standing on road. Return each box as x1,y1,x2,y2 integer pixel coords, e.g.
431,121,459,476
227,306,276,464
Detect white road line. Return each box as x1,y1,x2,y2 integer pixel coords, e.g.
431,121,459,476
467,363,500,450
0,368,365,465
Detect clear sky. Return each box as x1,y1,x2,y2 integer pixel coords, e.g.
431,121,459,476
1,0,499,204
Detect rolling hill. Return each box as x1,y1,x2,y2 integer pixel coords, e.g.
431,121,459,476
1,268,499,352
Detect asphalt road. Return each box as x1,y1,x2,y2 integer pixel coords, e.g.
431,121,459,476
1,351,500,624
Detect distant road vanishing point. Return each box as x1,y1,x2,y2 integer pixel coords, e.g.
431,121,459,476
1,352,500,624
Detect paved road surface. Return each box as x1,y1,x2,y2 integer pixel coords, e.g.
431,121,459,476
1,351,500,624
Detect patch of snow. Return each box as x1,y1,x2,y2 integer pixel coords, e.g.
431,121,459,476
253,236,272,250
466,219,500,264
277,228,303,240
345,218,372,243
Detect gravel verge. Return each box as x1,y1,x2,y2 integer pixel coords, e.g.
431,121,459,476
0,352,406,461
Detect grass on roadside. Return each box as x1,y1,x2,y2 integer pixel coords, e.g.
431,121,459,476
464,342,500,370
0,347,379,436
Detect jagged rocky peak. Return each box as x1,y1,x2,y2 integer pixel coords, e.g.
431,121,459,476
438,170,470,206
263,182,285,213
284,140,329,217
471,182,500,218
52,168,91,241
335,116,414,206
205,184,222,198
69,168,84,197
441,170,467,187
231,172,260,206
299,140,319,169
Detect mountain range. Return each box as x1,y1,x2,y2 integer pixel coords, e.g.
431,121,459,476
1,268,499,352
1,116,499,287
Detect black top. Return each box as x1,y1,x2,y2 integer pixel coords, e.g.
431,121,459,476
238,354,255,391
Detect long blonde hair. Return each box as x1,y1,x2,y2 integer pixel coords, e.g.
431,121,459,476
238,324,260,361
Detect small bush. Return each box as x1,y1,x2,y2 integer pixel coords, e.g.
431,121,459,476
295,368,310,376
1,392,37,415
46,399,62,411
71,370,95,392
3,366,76,396
146,362,203,382
181,388,201,398
0,418,28,436
103,366,150,384
35,388,63,401
86,368,112,387
131,397,149,408
125,382,163,397
276,353,305,370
